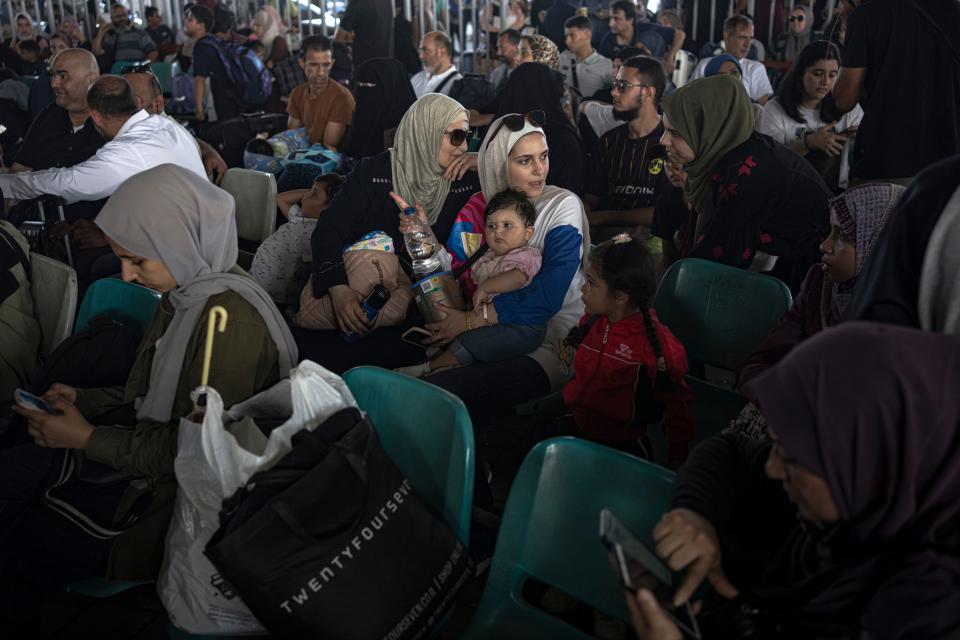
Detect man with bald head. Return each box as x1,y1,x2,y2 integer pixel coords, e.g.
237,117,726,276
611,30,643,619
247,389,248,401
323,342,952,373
12,48,103,176
122,65,227,183
0,75,205,209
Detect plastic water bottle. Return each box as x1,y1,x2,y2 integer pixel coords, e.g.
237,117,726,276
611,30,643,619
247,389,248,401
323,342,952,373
341,285,392,342
402,207,442,277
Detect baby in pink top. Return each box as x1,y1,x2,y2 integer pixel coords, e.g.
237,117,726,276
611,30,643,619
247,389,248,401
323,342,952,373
398,189,545,378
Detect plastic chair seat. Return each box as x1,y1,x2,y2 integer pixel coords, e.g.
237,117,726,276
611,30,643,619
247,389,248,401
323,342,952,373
67,578,152,598
30,253,78,358
74,278,162,335
220,168,277,270
462,438,674,637
342,366,475,544
653,258,793,372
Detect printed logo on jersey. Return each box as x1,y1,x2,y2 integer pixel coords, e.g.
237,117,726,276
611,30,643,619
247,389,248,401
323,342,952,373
648,158,664,175
614,343,634,359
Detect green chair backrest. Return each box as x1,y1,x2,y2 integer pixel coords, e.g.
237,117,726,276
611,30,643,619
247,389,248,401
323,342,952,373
149,60,181,95
653,258,793,371
74,278,162,335
342,366,475,544
109,59,148,76
464,438,674,639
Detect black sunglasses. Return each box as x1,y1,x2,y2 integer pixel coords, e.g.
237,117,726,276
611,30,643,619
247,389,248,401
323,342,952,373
489,110,546,143
120,61,152,74
444,128,473,147
788,15,805,22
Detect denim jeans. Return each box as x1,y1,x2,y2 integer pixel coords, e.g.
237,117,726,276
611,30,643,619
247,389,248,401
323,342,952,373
447,323,547,366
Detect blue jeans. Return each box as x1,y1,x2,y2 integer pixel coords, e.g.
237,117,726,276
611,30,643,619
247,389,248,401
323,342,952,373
447,323,547,366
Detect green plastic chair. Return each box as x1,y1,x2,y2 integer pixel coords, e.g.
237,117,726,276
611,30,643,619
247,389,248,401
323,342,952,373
653,258,793,372
651,258,793,447
65,279,161,598
461,437,675,639
149,61,181,95
343,366,475,544
74,278,162,335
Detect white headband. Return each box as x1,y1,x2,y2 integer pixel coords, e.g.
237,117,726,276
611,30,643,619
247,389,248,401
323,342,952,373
506,120,546,154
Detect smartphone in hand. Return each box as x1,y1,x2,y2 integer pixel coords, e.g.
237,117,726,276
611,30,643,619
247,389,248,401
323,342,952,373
14,388,60,414
599,508,702,639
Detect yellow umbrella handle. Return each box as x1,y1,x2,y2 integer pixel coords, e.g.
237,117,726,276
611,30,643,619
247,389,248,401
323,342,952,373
201,305,229,388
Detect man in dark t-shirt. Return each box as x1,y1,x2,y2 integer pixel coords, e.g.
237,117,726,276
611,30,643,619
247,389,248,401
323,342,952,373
585,55,669,244
336,0,393,71
185,5,241,122
834,0,960,182
13,49,105,223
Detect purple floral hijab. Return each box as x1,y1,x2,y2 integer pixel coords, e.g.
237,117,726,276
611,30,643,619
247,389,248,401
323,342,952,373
825,183,906,325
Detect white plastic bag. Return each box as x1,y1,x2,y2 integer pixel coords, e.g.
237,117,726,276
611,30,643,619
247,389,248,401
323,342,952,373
159,361,358,635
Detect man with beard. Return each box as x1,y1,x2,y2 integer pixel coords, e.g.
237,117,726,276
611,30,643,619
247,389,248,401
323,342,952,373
490,29,522,92
93,3,158,73
583,55,669,243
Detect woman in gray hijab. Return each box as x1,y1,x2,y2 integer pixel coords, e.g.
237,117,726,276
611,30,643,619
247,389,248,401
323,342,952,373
778,3,814,62
4,165,296,619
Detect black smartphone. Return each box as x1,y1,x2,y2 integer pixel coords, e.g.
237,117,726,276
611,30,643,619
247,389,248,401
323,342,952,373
599,508,702,639
401,326,433,349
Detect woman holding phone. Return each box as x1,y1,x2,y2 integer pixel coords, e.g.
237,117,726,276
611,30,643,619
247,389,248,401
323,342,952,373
629,324,960,638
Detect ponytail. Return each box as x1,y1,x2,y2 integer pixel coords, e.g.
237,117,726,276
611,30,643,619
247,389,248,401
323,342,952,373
640,306,675,392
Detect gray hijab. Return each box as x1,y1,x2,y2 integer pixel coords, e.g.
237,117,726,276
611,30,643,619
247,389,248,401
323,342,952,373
478,113,546,201
919,184,960,335
389,93,468,224
785,4,814,61
97,164,298,423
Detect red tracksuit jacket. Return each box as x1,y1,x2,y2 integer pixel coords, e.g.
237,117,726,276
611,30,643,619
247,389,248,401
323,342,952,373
563,310,694,447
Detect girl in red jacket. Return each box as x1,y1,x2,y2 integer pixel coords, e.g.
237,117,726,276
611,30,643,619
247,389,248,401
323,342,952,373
561,234,694,468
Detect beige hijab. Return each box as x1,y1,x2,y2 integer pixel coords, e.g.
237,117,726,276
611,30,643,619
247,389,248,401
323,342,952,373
389,93,468,224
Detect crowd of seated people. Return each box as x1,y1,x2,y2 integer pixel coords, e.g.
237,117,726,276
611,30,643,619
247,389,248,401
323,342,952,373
1,0,960,636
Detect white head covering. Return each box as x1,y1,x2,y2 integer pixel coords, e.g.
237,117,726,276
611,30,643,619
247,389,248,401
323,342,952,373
97,164,297,422
477,114,546,201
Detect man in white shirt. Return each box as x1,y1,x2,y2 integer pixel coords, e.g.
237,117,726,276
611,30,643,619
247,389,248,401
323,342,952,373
411,31,462,97
0,76,206,205
122,65,228,184
690,15,773,105
0,76,207,251
559,15,612,101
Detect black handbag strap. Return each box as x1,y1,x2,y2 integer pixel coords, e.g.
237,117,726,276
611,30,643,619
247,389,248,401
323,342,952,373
0,223,30,283
452,243,489,280
434,70,457,94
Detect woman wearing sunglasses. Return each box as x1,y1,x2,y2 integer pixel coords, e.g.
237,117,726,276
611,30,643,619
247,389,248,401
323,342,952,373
294,93,481,369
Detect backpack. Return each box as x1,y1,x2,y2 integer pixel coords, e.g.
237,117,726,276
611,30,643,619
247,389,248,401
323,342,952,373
1,315,143,449
235,44,272,109
448,73,496,110
200,37,272,110
167,72,196,114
